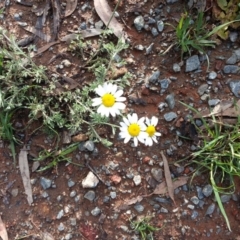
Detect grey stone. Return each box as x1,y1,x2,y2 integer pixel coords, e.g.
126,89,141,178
40,177,52,190
133,175,141,186
220,194,231,203
232,194,238,201
157,20,164,32
164,112,177,122
234,48,240,60
83,141,95,151
196,186,204,199
159,78,170,91
208,99,220,107
229,80,240,97
226,54,237,65
134,16,144,31
147,17,156,24
70,190,76,198
223,65,239,74
158,102,167,111
166,0,179,3
110,191,117,199
58,222,65,231
80,22,87,30
134,204,144,212
191,210,199,220
154,197,170,204
202,184,213,197
91,207,101,216
205,203,215,216
191,196,200,205
165,94,175,109
229,32,238,42
70,218,77,226
195,119,203,127
103,196,110,203
135,45,144,51
151,27,159,37
68,179,75,188
185,55,200,72
208,71,217,80
146,43,154,55
173,63,181,72
84,190,96,201
160,207,169,213
149,71,160,83
197,84,208,96
151,168,163,182
42,191,49,198
56,210,64,219
14,13,21,21
74,194,81,202
65,233,72,240
82,172,99,188
95,20,103,29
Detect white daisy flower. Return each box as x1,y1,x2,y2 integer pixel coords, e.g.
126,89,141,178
144,116,161,146
92,82,126,117
119,113,148,147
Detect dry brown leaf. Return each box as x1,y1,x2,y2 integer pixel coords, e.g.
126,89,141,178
64,0,77,17
161,151,175,205
0,216,8,240
94,0,126,40
61,29,103,42
22,26,51,42
152,176,188,195
50,0,61,40
19,146,33,205
32,41,60,57
124,196,143,205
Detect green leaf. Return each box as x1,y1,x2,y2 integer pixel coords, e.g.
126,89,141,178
217,0,228,11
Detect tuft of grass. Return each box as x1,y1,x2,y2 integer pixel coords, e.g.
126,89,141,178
130,216,161,240
180,101,240,231
165,11,240,66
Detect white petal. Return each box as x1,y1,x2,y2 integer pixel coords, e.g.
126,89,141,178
138,132,148,143
110,84,118,94
106,83,113,93
124,135,131,144
131,113,138,123
123,117,130,126
115,89,123,98
114,102,126,110
146,137,153,146
95,85,105,96
97,105,109,117
152,136,158,143
151,116,158,126
115,96,126,102
145,117,150,126
92,98,102,106
155,132,161,136
120,122,127,128
138,117,145,125
110,109,116,117
133,137,138,146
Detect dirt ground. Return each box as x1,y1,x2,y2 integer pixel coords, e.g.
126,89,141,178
1,0,240,239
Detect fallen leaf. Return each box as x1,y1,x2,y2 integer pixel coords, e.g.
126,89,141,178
152,176,189,195
19,146,33,205
32,41,60,57
60,29,103,42
50,0,61,40
161,151,175,205
124,196,143,205
94,0,127,40
64,0,77,17
22,26,51,42
0,216,8,240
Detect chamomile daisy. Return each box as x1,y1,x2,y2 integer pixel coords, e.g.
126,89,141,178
92,82,126,117
144,116,161,146
119,113,148,147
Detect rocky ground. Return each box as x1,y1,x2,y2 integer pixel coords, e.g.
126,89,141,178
1,0,240,239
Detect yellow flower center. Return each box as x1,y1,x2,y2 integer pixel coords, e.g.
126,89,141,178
128,123,140,137
102,93,115,107
146,125,156,137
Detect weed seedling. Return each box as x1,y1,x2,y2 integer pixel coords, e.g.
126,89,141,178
180,101,240,231
130,216,160,240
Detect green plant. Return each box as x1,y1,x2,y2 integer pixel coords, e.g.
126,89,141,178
0,110,19,165
130,216,160,240
34,142,82,171
212,0,240,39
180,101,240,231
166,11,240,61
